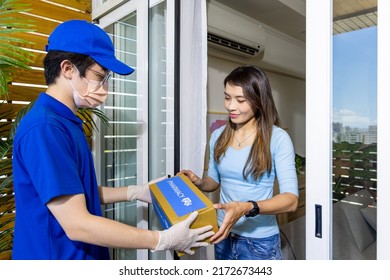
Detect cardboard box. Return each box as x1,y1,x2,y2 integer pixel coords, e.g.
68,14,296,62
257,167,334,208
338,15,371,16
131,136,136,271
149,174,218,256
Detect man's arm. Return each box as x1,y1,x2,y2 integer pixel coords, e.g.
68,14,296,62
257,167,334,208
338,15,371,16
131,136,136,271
47,193,159,249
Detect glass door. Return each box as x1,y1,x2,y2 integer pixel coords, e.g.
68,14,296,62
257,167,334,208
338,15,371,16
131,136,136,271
377,0,390,260
306,0,390,259
332,2,377,259
148,0,176,261
92,0,176,260
95,0,149,260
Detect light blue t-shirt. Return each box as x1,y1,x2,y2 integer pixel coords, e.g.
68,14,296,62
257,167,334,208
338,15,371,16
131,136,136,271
208,125,298,238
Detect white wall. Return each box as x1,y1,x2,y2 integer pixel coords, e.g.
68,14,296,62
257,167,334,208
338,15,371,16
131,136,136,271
206,1,306,157
207,55,306,157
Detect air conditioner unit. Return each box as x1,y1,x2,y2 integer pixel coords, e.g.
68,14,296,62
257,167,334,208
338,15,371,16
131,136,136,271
207,2,266,58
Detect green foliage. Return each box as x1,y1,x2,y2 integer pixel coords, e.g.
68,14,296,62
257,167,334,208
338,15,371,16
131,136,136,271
295,154,305,174
332,141,377,201
333,141,377,182
78,107,110,133
0,0,36,95
0,0,36,259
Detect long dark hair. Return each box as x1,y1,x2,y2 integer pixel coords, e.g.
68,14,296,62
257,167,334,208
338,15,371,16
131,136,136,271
214,65,281,180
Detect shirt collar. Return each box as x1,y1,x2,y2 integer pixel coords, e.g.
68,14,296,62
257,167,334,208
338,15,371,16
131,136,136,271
36,93,83,126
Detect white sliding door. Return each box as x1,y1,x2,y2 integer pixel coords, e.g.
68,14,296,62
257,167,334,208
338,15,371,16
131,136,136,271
306,0,390,260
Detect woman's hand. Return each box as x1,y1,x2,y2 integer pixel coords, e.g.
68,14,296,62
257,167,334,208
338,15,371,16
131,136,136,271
210,201,252,244
179,169,202,186
179,170,220,192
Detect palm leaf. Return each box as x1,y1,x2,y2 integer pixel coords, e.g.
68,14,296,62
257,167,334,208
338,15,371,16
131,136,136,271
0,106,14,207
0,0,35,96
77,107,110,133
9,100,34,139
0,1,35,259
0,228,14,254
0,173,12,191
0,0,30,12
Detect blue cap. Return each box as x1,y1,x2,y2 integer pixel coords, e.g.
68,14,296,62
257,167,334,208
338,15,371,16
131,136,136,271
46,20,134,75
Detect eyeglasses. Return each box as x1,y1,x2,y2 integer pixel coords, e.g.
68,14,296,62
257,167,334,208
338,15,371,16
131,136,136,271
88,67,112,85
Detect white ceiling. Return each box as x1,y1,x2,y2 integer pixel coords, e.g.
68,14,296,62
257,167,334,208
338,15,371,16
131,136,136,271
213,0,377,43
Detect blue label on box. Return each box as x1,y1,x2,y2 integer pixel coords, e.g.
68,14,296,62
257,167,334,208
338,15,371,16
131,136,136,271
151,193,172,229
156,176,206,217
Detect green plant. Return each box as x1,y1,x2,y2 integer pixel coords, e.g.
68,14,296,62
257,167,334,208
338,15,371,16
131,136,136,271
0,0,35,95
295,153,305,175
332,141,377,202
78,107,110,133
0,107,15,259
0,0,35,260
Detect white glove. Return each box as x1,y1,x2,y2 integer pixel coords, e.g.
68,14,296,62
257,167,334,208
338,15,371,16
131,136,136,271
127,176,167,203
152,211,214,255
127,185,151,203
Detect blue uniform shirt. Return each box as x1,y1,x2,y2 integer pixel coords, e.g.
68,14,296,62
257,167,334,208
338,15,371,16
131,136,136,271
208,125,298,238
12,93,109,259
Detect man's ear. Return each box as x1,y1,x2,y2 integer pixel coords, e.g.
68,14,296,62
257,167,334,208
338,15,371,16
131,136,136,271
60,60,75,80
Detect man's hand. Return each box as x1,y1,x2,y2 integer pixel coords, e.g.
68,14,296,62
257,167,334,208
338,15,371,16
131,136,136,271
153,211,214,255
127,176,167,203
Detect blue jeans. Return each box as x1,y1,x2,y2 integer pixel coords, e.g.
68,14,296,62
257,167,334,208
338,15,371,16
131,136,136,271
214,233,282,260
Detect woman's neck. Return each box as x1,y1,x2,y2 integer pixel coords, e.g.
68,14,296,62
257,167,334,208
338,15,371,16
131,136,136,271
235,119,257,135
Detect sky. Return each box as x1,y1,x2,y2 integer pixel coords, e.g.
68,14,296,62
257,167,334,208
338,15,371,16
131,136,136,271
333,26,377,129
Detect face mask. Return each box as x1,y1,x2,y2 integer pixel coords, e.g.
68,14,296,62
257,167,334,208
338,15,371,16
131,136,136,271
68,68,110,108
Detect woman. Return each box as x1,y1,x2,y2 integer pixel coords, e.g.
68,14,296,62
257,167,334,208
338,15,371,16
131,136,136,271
181,65,298,260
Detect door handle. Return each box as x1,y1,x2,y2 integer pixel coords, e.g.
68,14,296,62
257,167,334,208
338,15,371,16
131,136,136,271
315,204,322,238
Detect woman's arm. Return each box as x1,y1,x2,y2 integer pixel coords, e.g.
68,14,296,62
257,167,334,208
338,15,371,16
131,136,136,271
210,192,298,244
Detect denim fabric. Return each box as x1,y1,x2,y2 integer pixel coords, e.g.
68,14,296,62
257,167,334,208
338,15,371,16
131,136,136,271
214,233,282,260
